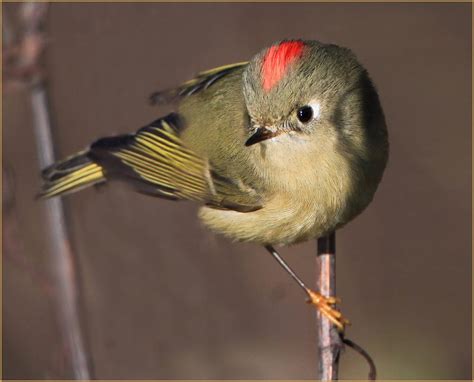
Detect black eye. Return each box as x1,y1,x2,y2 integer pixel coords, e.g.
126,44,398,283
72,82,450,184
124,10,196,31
297,106,313,123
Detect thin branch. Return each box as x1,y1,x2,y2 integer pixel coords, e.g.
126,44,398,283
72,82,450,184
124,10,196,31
315,233,377,380
342,337,377,380
4,3,94,379
316,232,343,380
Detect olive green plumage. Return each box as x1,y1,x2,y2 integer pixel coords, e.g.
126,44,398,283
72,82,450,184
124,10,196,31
40,39,388,245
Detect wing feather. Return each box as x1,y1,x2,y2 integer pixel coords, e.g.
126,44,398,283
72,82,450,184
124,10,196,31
149,62,248,105
89,113,262,211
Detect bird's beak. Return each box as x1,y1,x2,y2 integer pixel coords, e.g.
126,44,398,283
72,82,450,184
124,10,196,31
245,127,282,146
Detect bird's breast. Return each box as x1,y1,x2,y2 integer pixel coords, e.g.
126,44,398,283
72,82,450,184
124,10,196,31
199,134,359,245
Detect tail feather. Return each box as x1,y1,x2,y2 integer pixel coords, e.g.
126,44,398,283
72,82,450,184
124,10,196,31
39,152,105,198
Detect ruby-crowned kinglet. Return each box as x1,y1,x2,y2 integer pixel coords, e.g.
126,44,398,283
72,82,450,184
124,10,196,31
40,40,388,329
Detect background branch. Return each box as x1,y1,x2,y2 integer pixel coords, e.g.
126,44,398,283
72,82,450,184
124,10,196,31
3,3,94,379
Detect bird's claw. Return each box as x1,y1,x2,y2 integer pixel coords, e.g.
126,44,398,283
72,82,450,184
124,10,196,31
305,288,350,331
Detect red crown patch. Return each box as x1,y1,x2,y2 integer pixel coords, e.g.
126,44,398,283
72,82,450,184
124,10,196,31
261,41,305,92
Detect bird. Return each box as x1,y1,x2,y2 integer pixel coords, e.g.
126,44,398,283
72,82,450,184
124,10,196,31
39,39,389,330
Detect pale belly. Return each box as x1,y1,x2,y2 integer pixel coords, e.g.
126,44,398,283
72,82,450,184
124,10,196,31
198,191,348,246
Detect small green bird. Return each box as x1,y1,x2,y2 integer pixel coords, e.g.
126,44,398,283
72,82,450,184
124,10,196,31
40,40,388,329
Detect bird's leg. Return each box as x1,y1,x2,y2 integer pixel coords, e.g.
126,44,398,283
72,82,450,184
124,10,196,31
264,245,349,331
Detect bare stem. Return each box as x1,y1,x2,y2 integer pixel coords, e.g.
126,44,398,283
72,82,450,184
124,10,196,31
31,85,93,380
4,3,94,379
316,232,343,380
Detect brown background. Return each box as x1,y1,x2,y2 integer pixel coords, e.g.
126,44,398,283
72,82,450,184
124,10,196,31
2,2,471,380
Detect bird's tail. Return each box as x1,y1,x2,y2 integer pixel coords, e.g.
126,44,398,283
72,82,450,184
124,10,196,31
39,151,105,198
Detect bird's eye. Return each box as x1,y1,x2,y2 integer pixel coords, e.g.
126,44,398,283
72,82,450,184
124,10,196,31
297,106,314,124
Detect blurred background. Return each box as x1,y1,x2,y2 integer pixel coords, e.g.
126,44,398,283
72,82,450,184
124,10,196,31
2,2,471,380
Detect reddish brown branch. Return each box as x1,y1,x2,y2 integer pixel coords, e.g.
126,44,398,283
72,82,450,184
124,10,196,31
316,233,343,380
316,233,377,380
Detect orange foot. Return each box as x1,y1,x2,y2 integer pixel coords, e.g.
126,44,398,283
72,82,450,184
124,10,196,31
305,288,350,331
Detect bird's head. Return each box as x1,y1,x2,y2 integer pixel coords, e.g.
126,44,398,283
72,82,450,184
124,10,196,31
242,39,387,161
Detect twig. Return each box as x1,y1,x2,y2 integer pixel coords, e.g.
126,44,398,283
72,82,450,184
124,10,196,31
342,337,377,380
316,232,343,380
316,233,377,380
4,3,94,379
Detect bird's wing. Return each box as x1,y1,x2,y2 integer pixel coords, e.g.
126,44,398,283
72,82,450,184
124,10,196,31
149,62,248,104
88,113,262,212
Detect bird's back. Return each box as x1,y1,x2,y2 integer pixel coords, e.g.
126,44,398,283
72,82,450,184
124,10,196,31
178,68,257,188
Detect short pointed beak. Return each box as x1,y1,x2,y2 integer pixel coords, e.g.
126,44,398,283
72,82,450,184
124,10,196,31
245,127,281,146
